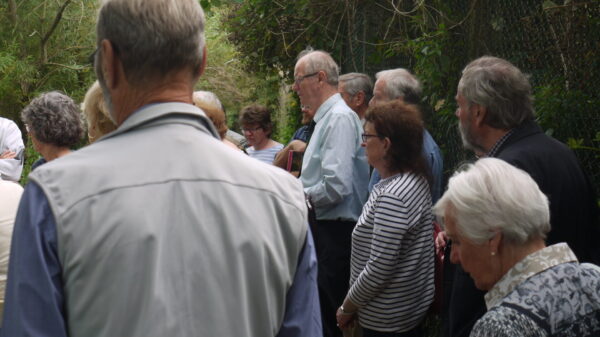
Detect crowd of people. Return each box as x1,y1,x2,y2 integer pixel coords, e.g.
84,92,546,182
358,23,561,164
0,0,599,336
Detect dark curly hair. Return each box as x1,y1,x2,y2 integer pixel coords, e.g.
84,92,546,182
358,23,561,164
239,104,274,137
21,91,84,148
365,100,430,182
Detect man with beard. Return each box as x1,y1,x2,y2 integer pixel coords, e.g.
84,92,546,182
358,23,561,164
292,48,369,337
439,55,599,337
1,1,321,336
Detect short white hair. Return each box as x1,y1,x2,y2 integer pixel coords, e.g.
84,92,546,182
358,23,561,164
297,50,339,86
433,158,550,245
375,68,421,104
193,91,224,111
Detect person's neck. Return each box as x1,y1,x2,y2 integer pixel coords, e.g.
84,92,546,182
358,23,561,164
314,87,339,112
356,105,368,120
41,145,71,162
253,138,273,151
378,165,401,179
479,127,511,153
111,76,195,126
497,239,546,278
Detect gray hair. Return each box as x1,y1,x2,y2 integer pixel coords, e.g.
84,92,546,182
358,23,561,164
433,158,550,245
21,91,84,148
297,49,339,86
339,73,373,104
193,91,224,111
458,56,535,130
375,68,422,104
96,0,205,87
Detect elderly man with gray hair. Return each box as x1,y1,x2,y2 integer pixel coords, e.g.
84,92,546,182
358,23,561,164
439,56,599,337
368,68,443,203
293,49,369,337
434,158,600,337
338,72,373,121
1,1,321,336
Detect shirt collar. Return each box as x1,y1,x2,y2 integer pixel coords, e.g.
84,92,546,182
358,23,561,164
486,129,514,157
485,243,577,309
102,102,218,142
313,93,342,124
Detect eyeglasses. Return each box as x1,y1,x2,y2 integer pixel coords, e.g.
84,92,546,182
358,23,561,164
241,126,262,133
88,47,98,65
361,133,380,142
294,72,319,86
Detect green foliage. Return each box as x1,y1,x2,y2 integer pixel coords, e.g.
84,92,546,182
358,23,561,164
0,0,98,123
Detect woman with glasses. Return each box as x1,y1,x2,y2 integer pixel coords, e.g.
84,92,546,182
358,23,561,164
239,104,283,165
336,101,435,337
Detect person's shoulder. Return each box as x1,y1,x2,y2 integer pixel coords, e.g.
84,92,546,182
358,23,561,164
471,306,545,337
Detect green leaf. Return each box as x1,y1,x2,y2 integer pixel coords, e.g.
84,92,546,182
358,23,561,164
542,0,557,9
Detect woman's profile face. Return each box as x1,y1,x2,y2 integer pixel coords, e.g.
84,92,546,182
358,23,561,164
362,122,386,170
445,210,498,291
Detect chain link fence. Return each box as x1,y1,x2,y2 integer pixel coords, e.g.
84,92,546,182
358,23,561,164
338,0,599,194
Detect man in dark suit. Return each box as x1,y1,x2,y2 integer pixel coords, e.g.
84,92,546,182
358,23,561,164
440,55,599,337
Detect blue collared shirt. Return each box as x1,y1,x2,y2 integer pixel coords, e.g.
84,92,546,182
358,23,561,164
368,129,443,203
301,94,369,221
1,182,322,337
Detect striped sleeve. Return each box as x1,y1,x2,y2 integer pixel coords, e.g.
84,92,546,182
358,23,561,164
348,191,423,306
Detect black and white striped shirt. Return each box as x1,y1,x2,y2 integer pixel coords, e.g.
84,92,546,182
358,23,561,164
347,172,435,333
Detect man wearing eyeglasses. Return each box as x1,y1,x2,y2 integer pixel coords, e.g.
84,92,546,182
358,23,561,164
293,49,369,337
1,1,321,337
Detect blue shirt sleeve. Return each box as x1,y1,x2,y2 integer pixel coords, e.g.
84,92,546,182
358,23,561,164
276,228,323,337
0,182,67,337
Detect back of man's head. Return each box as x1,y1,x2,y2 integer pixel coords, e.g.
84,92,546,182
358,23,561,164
297,50,339,86
339,73,373,105
97,0,205,87
458,56,534,130
375,68,421,105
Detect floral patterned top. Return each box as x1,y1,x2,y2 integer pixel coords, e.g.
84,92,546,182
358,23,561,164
470,243,600,337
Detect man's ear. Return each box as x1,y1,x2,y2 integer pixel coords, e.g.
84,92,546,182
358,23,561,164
100,39,119,89
354,91,366,107
473,104,487,127
197,46,207,78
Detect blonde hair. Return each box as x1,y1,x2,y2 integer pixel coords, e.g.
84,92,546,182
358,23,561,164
193,93,228,139
82,81,117,143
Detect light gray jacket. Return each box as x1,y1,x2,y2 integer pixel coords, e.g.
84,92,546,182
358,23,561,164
31,103,308,337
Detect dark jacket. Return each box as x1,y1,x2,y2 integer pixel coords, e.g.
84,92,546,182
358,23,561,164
441,120,600,337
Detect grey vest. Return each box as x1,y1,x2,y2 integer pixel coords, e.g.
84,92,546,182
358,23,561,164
31,103,308,337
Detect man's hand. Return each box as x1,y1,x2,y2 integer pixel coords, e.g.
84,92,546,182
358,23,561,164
273,140,307,169
1,150,17,159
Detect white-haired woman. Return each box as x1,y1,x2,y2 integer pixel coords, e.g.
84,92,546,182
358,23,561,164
433,158,600,337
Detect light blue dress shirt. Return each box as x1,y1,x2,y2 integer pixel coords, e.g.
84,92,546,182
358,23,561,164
368,129,443,203
301,94,369,221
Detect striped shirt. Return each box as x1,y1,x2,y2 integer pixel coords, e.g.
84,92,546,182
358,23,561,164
348,172,435,333
246,142,284,165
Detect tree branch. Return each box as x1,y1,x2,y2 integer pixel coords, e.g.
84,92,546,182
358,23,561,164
8,0,17,26
40,0,73,63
